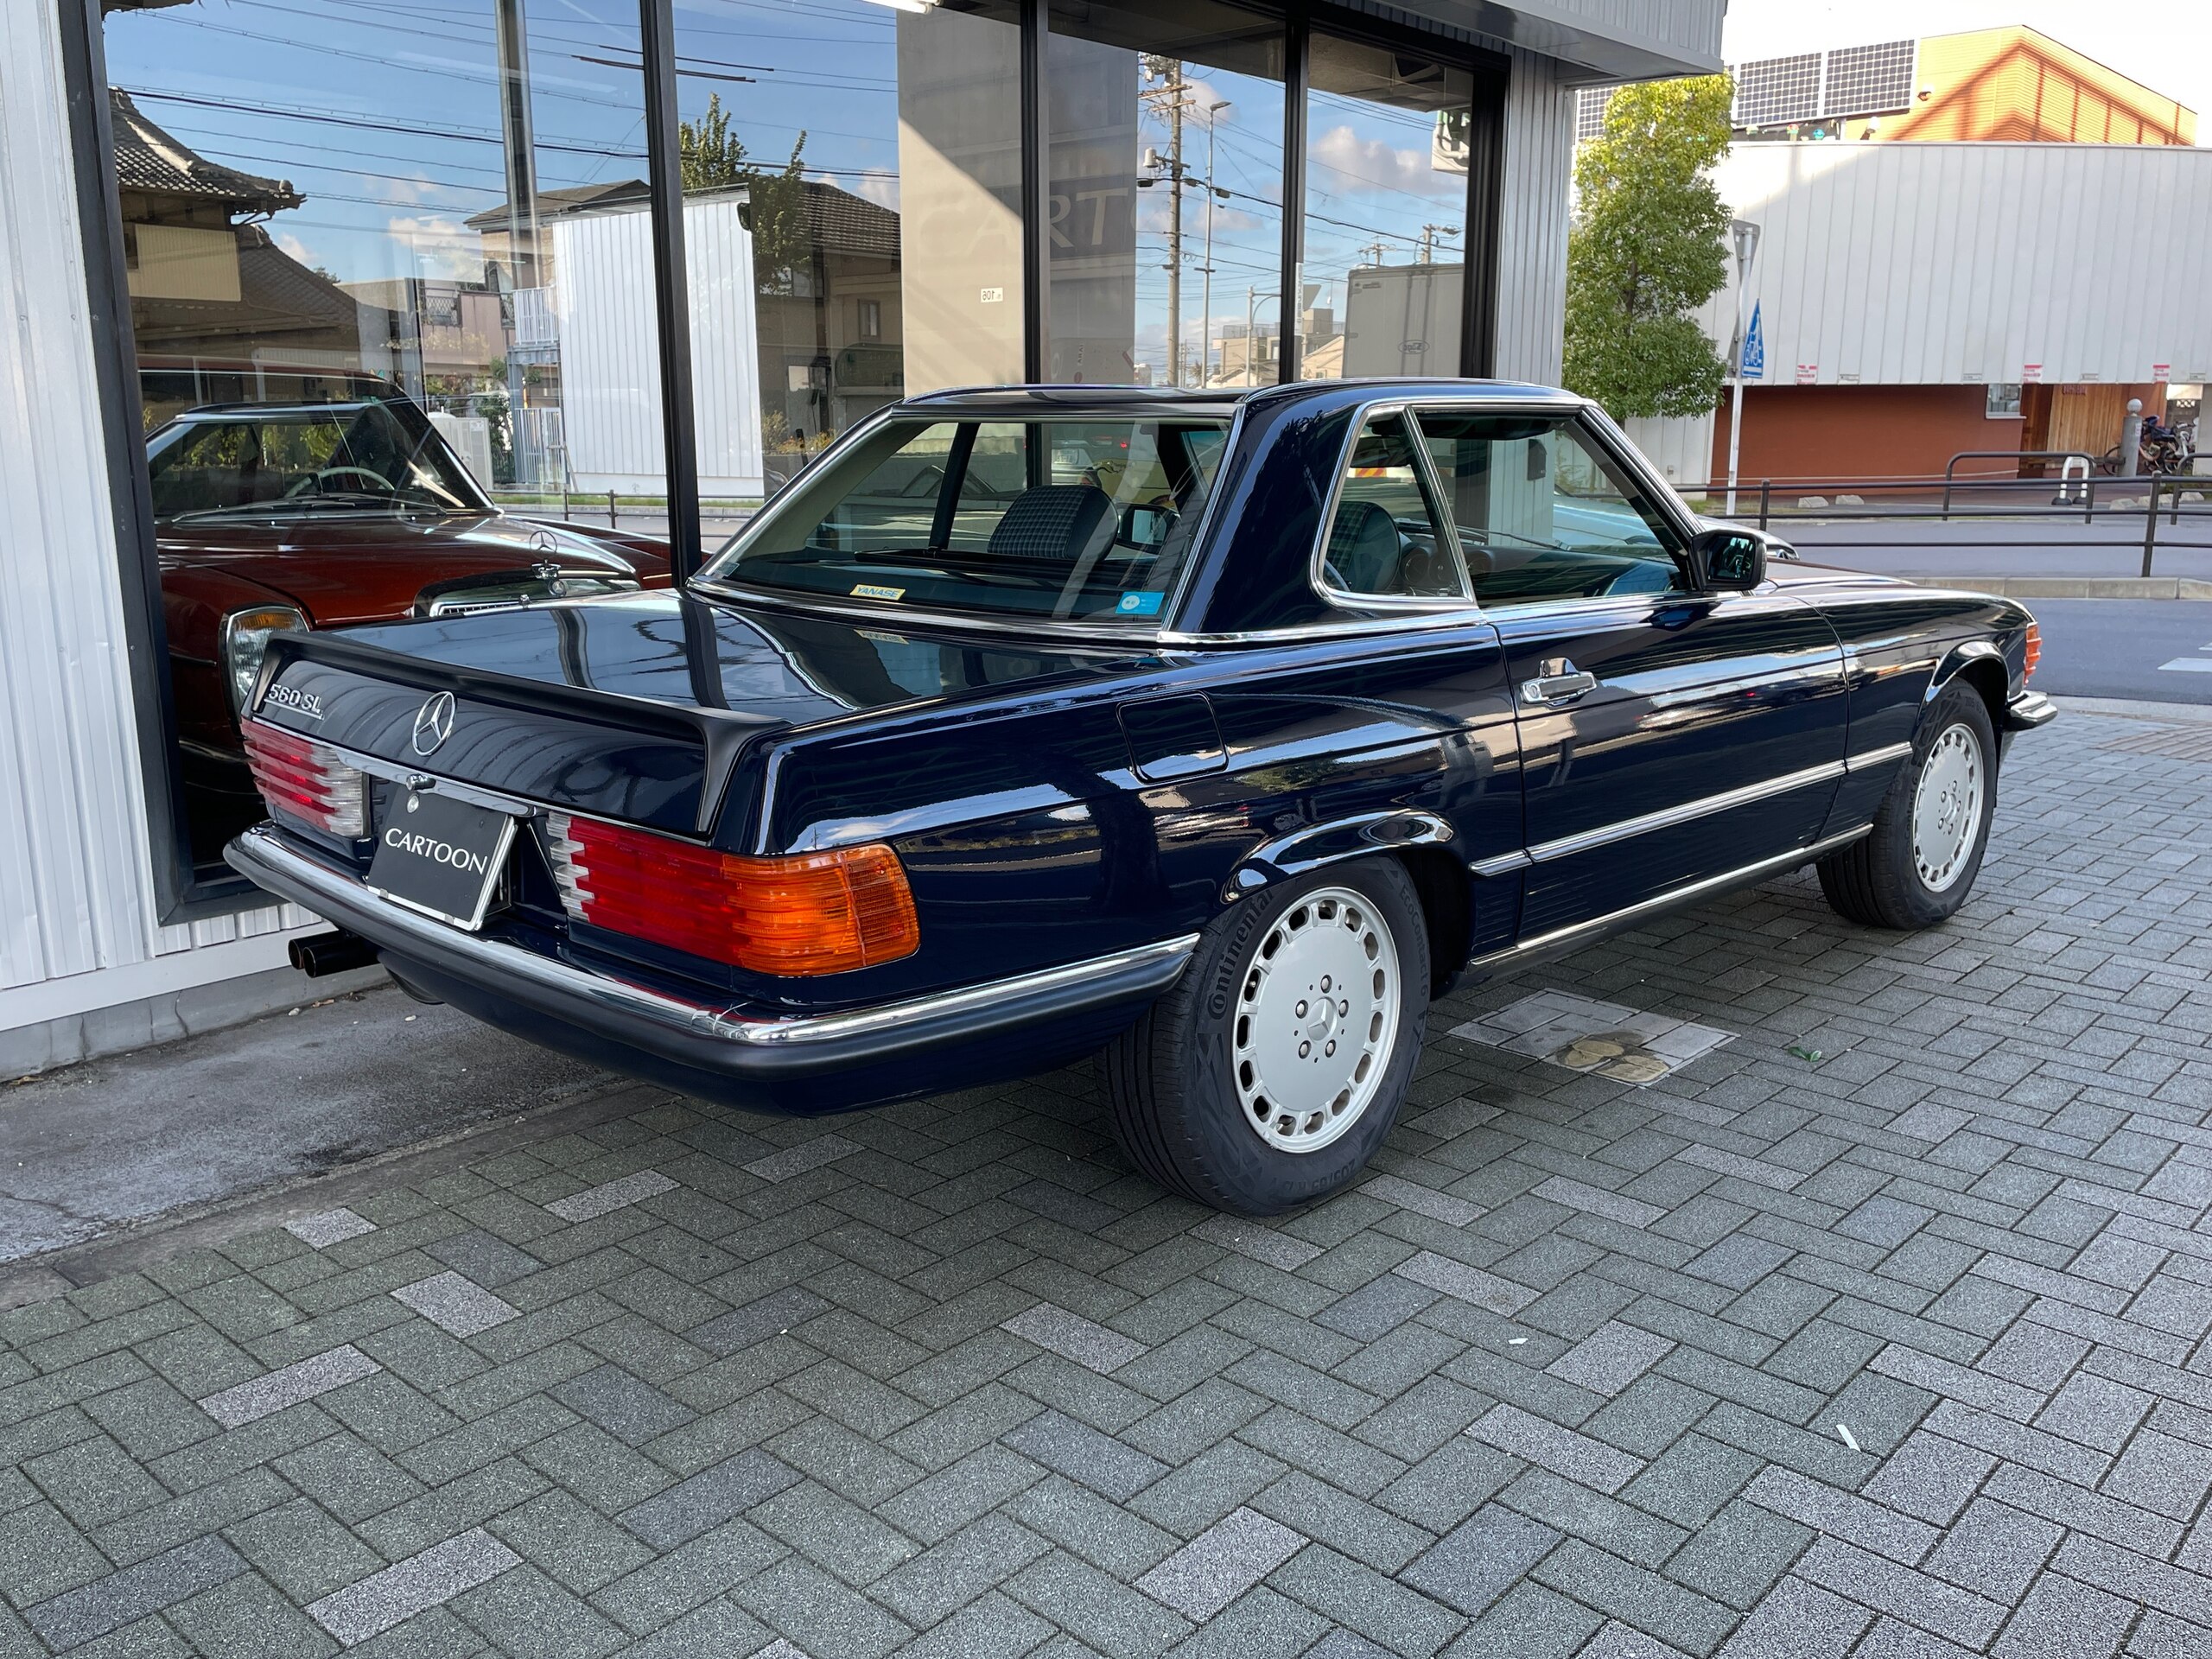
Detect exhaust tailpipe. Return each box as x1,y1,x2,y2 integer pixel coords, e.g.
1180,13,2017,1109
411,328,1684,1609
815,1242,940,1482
288,930,379,978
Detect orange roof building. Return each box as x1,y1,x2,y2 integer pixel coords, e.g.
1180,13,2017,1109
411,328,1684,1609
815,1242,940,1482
1875,26,2194,146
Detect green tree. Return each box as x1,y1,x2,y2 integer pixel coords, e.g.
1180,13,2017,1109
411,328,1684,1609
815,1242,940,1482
679,92,810,274
1562,74,1733,421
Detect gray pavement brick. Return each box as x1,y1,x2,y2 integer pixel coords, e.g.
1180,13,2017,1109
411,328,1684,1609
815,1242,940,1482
1581,1622,1694,1659
1990,1571,2134,1659
1685,1236,1797,1294
1135,1506,1303,1622
22,1535,245,1652
1272,1544,1465,1658
1360,1174,1484,1228
1002,1303,1147,1376
1713,1577,1870,1659
1395,1253,1536,1317
2033,1373,2152,1453
1399,1503,1558,1616
1868,1344,2044,1422
423,1230,543,1289
688,1287,831,1357
1859,1433,1997,1528
742,1139,860,1185
1533,1178,1665,1230
1468,1404,1644,1496
390,1274,518,1338
551,1363,697,1447
1192,1215,1323,1271
1004,1409,1170,1503
286,1210,378,1249
306,1529,519,1647
1529,1539,1735,1658
1923,1499,2060,1604
1663,1500,1809,1612
1792,1537,2005,1650
618,1448,802,1549
2101,1427,2212,1521
1743,1466,1937,1566
545,1168,679,1220
197,1344,382,1429
1545,1323,1675,1398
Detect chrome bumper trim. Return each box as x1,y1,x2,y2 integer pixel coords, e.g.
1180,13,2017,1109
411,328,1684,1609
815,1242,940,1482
227,825,1198,1052
2005,691,2058,730
1843,741,1915,772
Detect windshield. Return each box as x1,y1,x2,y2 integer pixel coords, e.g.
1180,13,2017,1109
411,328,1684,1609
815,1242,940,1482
147,400,490,523
701,415,1231,626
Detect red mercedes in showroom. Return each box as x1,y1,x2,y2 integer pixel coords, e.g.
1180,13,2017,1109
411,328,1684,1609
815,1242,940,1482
149,368,670,863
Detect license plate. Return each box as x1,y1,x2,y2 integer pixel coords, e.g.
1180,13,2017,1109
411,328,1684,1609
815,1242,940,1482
366,788,518,930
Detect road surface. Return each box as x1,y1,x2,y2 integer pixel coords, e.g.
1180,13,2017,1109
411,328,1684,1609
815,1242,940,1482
2018,599,2212,703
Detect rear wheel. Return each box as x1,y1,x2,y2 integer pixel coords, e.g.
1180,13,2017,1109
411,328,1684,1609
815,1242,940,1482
1818,682,1997,929
1104,859,1428,1215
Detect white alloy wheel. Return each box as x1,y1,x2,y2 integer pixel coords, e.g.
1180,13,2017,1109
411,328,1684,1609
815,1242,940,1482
1232,886,1401,1154
1911,721,1985,893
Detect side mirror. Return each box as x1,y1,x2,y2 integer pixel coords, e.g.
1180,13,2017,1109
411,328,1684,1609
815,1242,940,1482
1688,526,1766,591
1121,504,1174,550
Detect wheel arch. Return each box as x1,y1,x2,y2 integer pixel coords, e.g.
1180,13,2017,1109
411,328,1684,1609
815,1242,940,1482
1928,641,2009,743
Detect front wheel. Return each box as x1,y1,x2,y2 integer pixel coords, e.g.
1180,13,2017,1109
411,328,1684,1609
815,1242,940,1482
1103,859,1429,1215
1818,682,1998,929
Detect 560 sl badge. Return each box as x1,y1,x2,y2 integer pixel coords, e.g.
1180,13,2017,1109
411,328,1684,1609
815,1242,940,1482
264,683,322,719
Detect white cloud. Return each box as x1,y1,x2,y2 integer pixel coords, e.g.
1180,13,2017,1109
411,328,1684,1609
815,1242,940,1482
1307,122,1457,199
853,169,900,212
384,216,481,281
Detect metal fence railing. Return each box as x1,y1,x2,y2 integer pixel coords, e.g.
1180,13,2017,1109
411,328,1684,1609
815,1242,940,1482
1697,470,2212,579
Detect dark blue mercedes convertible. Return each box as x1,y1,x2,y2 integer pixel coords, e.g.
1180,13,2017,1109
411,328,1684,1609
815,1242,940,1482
230,379,2053,1214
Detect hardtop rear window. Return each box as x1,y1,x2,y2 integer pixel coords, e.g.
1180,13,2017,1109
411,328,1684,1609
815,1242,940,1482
700,414,1230,626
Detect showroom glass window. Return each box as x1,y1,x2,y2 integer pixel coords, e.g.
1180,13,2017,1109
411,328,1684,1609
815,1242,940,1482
99,0,668,880
1046,0,1286,388
1300,33,1474,379
673,0,1026,523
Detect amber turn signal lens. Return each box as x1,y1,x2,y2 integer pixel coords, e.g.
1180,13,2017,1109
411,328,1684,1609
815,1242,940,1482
543,814,919,976
2023,620,2042,681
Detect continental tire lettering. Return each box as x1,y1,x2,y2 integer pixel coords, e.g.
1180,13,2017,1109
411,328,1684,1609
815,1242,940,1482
382,828,492,873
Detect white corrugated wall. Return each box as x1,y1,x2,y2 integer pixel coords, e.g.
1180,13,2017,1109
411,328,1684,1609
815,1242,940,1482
553,198,763,499
1492,46,1574,385
0,0,324,1061
1707,142,2212,386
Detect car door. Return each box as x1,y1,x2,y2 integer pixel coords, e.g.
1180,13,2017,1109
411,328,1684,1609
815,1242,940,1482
1410,404,1849,946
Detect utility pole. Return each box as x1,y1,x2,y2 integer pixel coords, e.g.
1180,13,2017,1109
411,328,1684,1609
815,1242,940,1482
1725,218,1761,518
1418,223,1458,264
1140,58,1192,385
1200,100,1229,388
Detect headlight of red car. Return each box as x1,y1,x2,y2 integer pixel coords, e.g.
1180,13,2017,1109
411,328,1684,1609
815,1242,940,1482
221,605,308,715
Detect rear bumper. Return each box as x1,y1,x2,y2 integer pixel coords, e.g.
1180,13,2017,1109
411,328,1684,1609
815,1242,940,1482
2004,690,2057,732
226,824,1196,1112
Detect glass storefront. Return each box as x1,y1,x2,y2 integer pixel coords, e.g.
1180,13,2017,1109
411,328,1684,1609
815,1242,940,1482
1046,0,1285,388
1302,33,1475,380
92,0,1503,905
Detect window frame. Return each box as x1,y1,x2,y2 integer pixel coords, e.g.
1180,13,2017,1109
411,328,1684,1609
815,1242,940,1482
1308,403,1478,613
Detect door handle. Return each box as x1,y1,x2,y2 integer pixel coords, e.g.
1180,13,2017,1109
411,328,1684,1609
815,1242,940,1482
1521,658,1599,707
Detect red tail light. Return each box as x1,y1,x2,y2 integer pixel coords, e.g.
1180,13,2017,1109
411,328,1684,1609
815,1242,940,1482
543,812,919,976
243,721,366,838
2023,620,2042,681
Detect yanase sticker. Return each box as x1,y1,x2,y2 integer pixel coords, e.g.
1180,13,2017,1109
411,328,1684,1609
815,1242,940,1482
851,583,906,601
1116,591,1165,616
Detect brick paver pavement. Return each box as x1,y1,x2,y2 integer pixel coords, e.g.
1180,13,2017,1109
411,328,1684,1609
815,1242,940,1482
2,703,2209,1658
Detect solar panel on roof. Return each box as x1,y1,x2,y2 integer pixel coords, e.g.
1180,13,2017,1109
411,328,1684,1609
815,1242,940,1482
1575,86,1617,142
1821,40,1916,118
1733,53,1821,128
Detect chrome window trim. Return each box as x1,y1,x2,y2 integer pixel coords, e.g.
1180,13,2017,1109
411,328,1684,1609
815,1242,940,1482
693,399,1249,645
230,824,1198,1050
1307,400,1481,615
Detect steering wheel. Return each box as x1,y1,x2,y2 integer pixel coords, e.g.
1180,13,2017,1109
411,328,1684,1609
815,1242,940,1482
285,465,394,499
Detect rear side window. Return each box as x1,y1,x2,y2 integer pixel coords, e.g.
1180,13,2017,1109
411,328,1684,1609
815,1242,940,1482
1317,412,1468,602
1413,410,1684,607
703,415,1230,626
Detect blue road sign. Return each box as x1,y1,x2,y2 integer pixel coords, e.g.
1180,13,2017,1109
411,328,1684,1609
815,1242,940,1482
1741,301,1764,379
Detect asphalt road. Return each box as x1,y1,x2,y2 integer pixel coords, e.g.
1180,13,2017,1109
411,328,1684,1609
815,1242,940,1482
2019,598,2212,702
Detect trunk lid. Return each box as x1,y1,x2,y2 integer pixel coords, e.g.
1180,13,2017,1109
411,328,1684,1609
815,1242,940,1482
255,591,1149,840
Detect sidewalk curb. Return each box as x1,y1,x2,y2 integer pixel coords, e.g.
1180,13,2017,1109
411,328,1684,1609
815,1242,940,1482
2049,695,2212,725
1897,575,2212,600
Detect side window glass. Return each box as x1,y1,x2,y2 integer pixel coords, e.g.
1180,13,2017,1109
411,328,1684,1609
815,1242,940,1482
1413,411,1684,607
1319,413,1466,601
946,423,1027,553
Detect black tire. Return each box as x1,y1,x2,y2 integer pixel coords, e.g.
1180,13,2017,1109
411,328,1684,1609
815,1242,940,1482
1818,682,1999,930
1104,858,1429,1216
